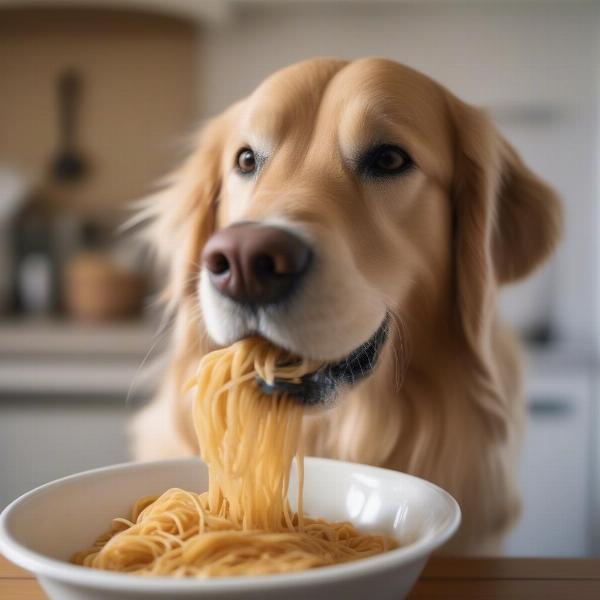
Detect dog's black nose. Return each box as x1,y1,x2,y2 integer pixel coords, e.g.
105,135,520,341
202,223,312,305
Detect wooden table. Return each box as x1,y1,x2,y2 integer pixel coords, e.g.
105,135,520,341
2,554,599,599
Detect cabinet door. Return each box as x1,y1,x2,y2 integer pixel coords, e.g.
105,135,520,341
505,371,593,556
0,400,131,509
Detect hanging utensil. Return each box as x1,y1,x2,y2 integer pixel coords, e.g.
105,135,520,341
51,69,87,182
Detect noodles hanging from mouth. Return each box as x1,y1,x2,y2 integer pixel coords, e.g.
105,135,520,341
73,338,397,577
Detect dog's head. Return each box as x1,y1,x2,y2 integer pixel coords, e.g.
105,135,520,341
145,58,561,404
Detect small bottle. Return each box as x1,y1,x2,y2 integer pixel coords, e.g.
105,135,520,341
12,192,57,316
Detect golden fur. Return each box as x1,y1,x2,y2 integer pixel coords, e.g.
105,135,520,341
131,58,562,555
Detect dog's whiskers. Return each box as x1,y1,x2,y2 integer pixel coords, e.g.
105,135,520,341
125,314,174,408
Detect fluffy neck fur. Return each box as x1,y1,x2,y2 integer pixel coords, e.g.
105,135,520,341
302,304,524,555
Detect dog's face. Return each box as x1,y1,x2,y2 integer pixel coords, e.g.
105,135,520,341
202,59,455,367
148,58,561,403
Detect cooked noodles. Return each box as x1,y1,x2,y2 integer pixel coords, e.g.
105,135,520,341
73,338,397,577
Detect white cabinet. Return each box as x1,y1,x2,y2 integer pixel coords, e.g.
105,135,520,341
0,400,132,509
505,365,596,556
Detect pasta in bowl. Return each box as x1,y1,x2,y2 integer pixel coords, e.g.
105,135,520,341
0,457,459,600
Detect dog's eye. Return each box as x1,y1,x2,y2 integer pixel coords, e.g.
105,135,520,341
362,145,413,177
374,147,406,171
236,148,256,174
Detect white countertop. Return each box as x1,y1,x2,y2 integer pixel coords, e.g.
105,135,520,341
0,317,160,357
0,318,165,398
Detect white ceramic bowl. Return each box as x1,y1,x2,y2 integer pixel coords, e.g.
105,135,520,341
0,457,460,600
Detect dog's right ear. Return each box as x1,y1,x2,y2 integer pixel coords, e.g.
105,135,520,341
135,106,237,308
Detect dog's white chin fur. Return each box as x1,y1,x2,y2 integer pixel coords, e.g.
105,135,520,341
199,256,387,363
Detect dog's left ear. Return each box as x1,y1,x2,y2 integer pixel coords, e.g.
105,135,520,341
447,92,562,360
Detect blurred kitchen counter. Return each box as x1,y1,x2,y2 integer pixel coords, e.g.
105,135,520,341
0,317,164,398
0,317,158,356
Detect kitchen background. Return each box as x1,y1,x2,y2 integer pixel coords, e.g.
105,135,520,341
1,0,599,557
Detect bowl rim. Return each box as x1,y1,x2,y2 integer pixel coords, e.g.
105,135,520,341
0,457,461,592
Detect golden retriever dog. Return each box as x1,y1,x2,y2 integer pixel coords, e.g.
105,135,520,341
131,58,562,554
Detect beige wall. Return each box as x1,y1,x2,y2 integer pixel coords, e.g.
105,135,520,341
0,8,198,215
